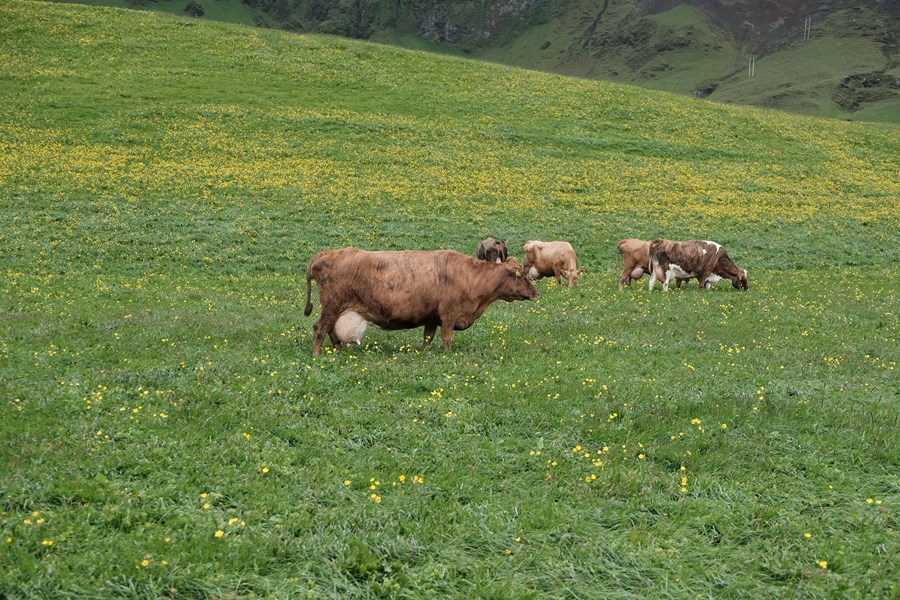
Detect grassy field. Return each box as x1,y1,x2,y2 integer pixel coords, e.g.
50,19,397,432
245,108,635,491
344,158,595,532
1,0,899,597
56,0,271,26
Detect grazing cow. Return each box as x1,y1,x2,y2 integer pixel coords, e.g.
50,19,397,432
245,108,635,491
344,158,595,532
476,237,509,264
304,248,538,356
648,239,748,292
522,240,585,288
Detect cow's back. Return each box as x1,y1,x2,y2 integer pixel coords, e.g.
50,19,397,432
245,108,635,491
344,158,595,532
618,239,649,264
525,241,575,267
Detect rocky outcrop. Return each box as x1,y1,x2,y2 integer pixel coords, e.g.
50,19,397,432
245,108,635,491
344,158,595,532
418,6,460,44
418,0,546,49
833,72,900,111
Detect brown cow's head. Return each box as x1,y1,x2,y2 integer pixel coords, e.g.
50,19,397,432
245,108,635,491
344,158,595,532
562,268,586,288
499,258,539,301
732,269,749,290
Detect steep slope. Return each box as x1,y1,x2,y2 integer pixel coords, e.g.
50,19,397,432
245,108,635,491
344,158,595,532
466,0,900,120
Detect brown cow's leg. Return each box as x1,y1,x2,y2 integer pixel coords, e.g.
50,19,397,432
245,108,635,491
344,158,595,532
312,312,338,357
312,325,326,357
328,332,342,352
422,324,437,349
440,321,455,351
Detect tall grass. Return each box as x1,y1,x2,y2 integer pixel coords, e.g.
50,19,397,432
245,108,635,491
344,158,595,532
1,1,898,597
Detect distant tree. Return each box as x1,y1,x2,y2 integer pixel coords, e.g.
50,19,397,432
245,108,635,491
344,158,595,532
270,0,290,21
315,0,377,39
305,0,331,21
345,0,376,39
184,0,204,17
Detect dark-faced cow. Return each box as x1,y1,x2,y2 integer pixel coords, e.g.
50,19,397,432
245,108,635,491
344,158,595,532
304,248,538,356
648,239,748,292
522,240,584,288
476,237,509,264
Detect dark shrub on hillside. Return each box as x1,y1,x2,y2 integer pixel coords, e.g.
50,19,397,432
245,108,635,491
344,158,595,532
184,0,204,17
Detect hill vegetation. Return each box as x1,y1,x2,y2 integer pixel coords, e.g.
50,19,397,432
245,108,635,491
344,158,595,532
52,0,900,122
1,0,898,597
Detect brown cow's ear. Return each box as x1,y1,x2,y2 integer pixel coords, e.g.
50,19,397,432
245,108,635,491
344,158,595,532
505,260,523,277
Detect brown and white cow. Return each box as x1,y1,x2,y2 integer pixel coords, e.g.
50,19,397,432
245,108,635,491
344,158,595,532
476,237,509,264
304,248,538,356
522,240,584,288
648,239,748,292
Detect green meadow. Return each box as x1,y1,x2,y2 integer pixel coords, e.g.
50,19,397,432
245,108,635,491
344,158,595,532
1,1,898,597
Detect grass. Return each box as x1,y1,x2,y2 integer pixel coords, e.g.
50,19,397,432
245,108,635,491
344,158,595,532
1,0,899,597
56,0,270,25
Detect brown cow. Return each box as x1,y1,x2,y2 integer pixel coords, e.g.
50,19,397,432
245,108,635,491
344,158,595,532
476,237,509,264
648,239,748,292
304,248,538,356
617,238,651,290
617,238,694,290
522,240,584,288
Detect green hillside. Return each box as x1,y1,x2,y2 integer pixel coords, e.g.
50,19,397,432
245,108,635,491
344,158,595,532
52,0,900,122
1,1,898,597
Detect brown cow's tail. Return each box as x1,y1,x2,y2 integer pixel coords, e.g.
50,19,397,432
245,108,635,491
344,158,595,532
615,241,624,275
304,263,315,317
